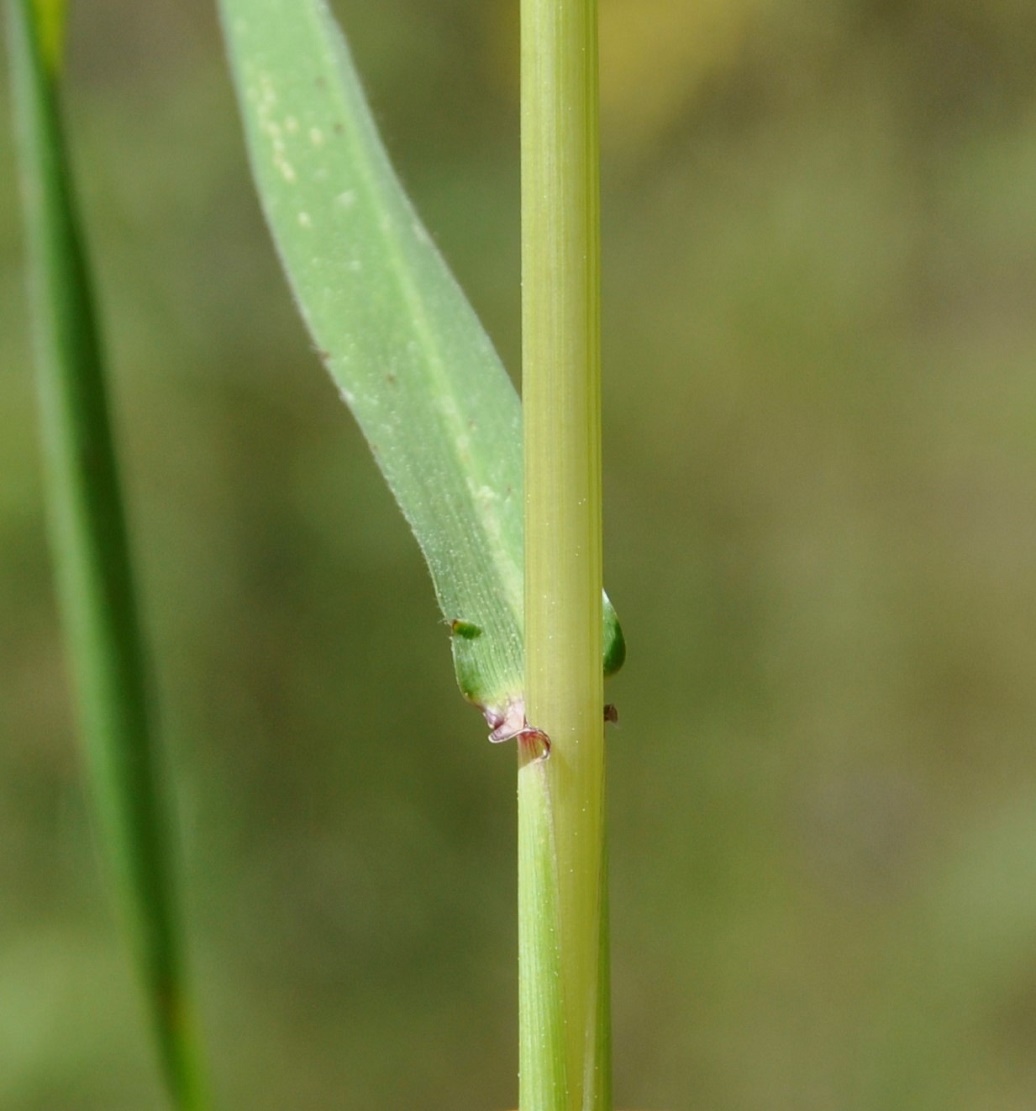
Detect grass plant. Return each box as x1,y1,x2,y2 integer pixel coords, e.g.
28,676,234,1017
9,0,620,1104
221,2,620,1107
6,1,1036,1107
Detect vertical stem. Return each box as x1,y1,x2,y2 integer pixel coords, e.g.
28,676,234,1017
519,0,607,1108
5,2,207,1106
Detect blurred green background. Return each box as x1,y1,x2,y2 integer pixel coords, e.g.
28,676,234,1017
3,0,1036,1107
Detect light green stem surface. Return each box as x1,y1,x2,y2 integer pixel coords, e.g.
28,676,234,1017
519,0,609,1109
6,2,206,1106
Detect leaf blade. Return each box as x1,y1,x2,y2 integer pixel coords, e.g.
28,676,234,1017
218,0,623,719
5,1,207,1104
220,0,524,713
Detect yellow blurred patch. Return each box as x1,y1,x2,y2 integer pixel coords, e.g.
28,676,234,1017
483,0,770,160
599,0,768,155
31,0,67,72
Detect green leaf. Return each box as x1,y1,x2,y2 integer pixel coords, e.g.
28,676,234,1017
218,0,622,727
5,1,206,1106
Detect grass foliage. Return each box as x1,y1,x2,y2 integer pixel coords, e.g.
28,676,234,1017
3,1,1036,1108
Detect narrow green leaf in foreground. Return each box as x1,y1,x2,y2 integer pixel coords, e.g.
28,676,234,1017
6,2,207,1106
218,0,623,733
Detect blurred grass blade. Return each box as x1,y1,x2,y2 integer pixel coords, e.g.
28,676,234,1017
29,0,64,69
218,0,623,729
5,2,207,1106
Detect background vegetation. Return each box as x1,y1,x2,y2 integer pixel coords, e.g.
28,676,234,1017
2,0,1036,1107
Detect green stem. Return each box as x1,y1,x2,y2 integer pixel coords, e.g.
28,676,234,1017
5,2,207,1106
519,0,608,1108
